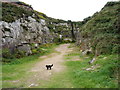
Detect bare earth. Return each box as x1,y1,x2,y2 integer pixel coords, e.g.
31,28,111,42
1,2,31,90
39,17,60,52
26,44,73,87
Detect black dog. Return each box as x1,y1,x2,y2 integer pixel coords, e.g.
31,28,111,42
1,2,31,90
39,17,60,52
46,64,53,70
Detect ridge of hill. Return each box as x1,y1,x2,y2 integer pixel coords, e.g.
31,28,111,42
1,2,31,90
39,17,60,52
76,1,120,56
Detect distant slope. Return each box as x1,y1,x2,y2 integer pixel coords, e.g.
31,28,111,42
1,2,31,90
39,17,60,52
77,1,120,55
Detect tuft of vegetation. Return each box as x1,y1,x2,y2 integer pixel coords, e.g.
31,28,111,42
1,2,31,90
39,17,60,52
34,10,48,20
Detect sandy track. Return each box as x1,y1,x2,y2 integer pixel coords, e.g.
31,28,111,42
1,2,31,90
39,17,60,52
26,44,73,87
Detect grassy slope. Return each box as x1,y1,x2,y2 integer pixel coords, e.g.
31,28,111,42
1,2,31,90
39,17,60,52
70,2,119,87
79,1,120,55
2,43,58,88
64,45,118,88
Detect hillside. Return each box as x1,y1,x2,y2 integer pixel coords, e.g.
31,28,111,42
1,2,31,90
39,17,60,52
76,1,120,56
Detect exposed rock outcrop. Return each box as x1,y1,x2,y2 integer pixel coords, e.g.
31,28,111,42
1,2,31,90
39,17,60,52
1,15,56,55
1,1,79,55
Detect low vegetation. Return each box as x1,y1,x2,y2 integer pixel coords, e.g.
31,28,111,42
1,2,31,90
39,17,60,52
2,43,58,88
64,45,118,88
2,43,58,64
77,1,120,55
65,56,118,88
2,2,33,22
26,44,118,88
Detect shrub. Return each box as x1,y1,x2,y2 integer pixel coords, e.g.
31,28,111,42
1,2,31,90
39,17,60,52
14,50,26,58
2,48,27,63
2,48,15,63
2,2,33,22
2,48,14,59
112,45,120,54
31,49,39,55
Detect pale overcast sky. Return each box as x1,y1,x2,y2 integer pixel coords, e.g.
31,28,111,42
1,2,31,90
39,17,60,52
19,0,119,21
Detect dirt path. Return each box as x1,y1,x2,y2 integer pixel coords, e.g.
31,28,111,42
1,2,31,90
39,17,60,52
26,44,73,87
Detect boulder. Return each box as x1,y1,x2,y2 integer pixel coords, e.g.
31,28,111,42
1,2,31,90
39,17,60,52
17,44,32,55
40,19,46,25
28,16,36,22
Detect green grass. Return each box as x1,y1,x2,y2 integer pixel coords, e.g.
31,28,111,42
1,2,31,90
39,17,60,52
35,70,73,88
31,44,118,88
2,43,119,88
2,43,58,88
64,48,118,88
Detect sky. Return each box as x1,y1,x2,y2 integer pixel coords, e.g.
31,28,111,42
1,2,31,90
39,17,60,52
19,0,119,21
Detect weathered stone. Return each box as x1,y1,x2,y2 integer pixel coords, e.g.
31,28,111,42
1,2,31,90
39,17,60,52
17,44,32,55
2,21,10,29
4,31,10,37
63,38,72,42
28,16,36,22
1,16,55,54
40,19,46,25
42,26,49,34
82,48,92,55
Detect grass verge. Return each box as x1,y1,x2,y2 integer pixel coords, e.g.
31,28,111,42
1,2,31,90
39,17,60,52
2,43,58,88
65,45,118,88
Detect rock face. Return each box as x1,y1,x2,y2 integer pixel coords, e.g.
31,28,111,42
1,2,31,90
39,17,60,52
46,19,80,43
1,16,54,55
1,1,79,55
